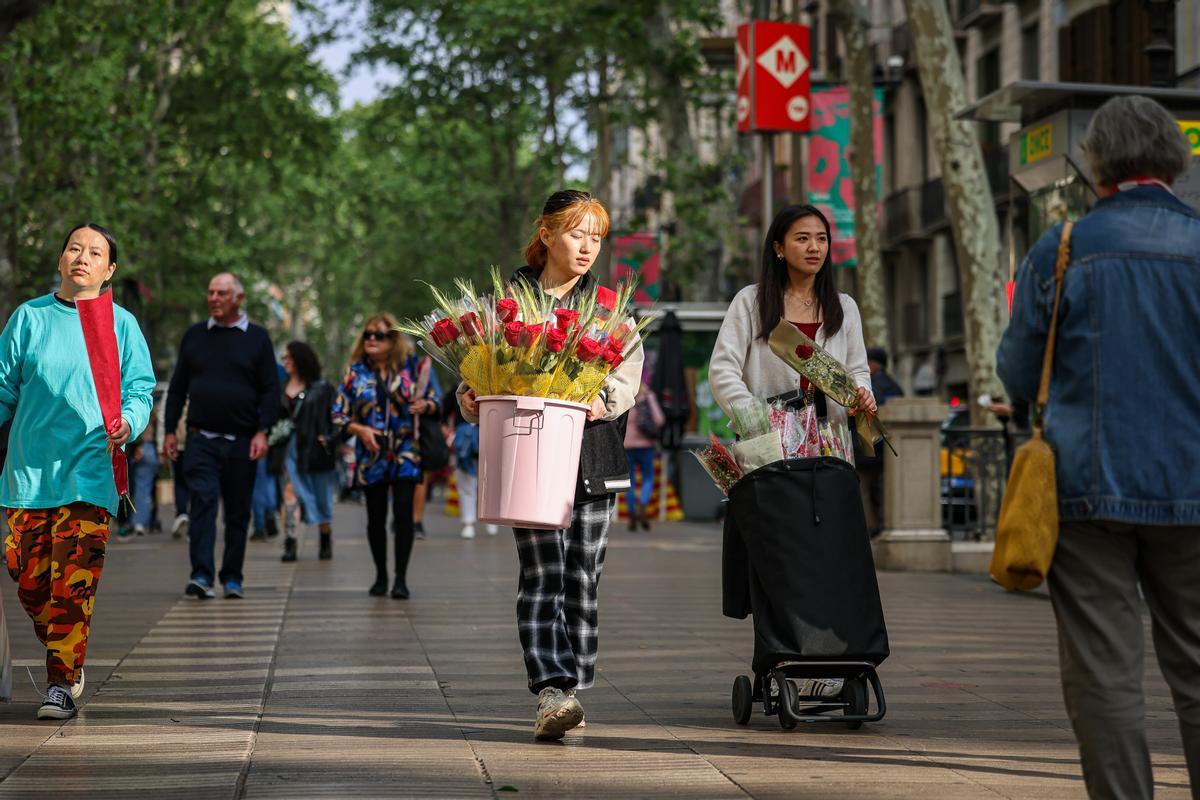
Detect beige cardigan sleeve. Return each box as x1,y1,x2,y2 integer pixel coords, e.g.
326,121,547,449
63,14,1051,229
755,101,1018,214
709,287,758,420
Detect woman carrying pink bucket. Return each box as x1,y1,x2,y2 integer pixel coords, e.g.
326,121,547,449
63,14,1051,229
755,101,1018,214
458,190,644,741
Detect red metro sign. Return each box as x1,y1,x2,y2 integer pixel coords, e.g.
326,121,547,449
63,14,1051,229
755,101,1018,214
736,21,812,133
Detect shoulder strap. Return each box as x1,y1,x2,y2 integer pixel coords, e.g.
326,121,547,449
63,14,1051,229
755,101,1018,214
1036,221,1074,409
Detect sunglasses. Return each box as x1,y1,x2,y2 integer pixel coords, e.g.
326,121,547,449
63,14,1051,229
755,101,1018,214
362,330,393,342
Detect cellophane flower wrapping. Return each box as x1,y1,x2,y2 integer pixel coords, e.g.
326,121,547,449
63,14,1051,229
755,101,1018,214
396,269,654,405
766,318,894,456
692,434,742,495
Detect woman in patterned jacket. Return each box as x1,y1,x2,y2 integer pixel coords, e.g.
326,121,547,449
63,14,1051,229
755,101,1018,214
333,313,440,599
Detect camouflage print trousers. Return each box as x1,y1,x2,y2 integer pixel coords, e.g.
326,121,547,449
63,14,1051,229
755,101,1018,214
4,502,109,686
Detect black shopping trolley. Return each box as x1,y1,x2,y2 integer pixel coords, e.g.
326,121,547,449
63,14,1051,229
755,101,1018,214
722,456,889,730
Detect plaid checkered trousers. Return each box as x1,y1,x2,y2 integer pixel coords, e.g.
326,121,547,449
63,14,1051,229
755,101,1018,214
514,494,617,694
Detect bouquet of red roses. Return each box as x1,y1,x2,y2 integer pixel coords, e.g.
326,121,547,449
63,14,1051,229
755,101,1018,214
398,269,651,404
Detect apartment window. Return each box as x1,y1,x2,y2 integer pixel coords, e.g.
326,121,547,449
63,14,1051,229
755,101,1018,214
916,100,929,181
976,48,1001,153
1021,23,1040,80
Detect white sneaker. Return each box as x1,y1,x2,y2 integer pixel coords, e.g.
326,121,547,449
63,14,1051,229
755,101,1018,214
486,524,499,535
533,687,583,740
171,514,189,540
70,668,85,700
799,678,844,698
133,524,147,537
460,524,476,539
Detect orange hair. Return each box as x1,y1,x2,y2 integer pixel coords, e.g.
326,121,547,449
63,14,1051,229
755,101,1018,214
522,191,611,268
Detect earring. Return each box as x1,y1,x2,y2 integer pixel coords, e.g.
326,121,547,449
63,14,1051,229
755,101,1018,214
775,252,784,260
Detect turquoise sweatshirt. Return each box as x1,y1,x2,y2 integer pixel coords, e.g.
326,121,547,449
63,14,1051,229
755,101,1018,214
0,294,155,516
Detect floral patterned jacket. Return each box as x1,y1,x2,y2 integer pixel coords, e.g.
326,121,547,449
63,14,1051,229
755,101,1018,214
332,357,441,486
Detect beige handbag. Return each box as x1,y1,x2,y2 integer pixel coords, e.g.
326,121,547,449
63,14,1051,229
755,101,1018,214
990,221,1073,592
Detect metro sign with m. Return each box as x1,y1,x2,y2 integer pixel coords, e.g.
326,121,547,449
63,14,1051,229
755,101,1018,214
736,21,811,133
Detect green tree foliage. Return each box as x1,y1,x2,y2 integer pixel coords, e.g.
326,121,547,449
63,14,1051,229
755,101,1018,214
0,0,338,368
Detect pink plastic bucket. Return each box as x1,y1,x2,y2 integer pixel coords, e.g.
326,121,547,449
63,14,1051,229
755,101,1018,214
476,395,588,530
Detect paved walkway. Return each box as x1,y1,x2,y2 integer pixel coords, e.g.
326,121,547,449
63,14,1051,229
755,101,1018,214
0,499,1192,798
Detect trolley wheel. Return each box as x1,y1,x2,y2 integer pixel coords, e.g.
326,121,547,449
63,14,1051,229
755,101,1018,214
732,675,753,726
843,677,868,730
778,677,798,730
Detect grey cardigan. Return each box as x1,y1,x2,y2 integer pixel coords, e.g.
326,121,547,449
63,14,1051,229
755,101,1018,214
709,286,872,434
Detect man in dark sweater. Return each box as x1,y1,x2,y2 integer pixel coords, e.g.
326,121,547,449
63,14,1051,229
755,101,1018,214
163,273,280,599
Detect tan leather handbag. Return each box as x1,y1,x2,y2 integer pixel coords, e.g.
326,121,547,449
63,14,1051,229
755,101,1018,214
990,221,1073,592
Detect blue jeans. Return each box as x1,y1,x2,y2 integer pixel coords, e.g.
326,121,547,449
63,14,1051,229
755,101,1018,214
251,457,277,532
130,443,159,529
285,438,335,525
625,447,656,512
184,434,255,585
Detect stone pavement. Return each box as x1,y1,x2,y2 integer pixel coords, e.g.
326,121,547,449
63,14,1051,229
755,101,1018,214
0,498,1192,799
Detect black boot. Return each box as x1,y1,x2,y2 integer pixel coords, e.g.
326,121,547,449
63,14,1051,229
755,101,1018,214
265,515,280,539
369,575,388,596
318,529,332,560
281,535,297,563
390,578,409,600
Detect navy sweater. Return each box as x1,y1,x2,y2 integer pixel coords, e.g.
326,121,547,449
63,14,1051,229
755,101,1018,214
165,322,281,438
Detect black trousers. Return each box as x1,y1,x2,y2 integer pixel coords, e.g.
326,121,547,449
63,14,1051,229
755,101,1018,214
183,434,255,585
363,480,417,585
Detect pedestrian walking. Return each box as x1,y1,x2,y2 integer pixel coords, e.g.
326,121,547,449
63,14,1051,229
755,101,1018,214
163,397,192,540
125,410,160,537
623,382,665,531
452,418,498,539
278,341,339,562
252,361,289,543
409,341,444,541
332,315,440,599
709,203,876,700
459,189,644,741
997,95,1200,799
857,347,903,537
163,273,280,600
0,223,155,719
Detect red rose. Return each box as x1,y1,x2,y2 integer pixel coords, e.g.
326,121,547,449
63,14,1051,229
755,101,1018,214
575,337,602,362
546,328,567,353
602,340,624,367
795,344,814,360
596,286,617,311
553,308,579,331
496,297,519,323
459,311,484,338
519,322,545,348
431,318,460,347
503,321,523,346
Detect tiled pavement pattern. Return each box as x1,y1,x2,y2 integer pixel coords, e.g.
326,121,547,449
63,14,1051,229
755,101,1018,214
1,500,1192,799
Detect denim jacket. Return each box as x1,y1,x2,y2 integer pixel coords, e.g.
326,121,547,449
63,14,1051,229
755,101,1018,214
997,186,1200,525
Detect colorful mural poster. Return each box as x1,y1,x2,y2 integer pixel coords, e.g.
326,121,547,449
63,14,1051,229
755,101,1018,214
807,85,884,267
612,232,661,304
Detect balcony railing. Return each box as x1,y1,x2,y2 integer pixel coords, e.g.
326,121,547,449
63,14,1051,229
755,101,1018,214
955,0,1003,29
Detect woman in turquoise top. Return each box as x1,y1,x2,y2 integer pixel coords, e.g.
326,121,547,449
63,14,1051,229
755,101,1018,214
0,223,154,721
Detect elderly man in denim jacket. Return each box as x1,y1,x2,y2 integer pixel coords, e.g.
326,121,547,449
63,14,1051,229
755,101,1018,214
998,96,1200,799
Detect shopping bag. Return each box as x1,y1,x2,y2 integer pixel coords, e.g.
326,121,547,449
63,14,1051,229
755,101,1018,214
991,221,1073,592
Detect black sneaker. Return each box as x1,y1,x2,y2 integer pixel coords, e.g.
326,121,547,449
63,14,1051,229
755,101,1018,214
70,668,85,700
185,578,215,599
37,685,76,720
413,521,426,540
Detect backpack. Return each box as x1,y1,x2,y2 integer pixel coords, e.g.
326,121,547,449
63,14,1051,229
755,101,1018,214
634,395,661,440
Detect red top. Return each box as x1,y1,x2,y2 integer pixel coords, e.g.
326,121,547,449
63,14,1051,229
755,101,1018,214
789,321,821,393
